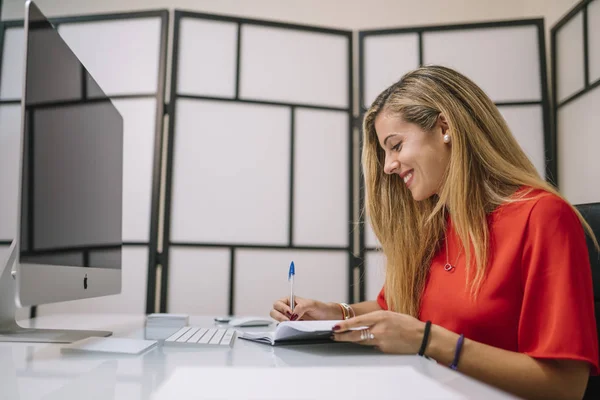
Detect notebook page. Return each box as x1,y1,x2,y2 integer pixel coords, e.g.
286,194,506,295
275,320,341,336
239,320,369,344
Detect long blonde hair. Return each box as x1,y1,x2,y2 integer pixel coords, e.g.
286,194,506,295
362,65,597,316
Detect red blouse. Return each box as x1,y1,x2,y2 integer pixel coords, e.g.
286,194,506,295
377,189,599,374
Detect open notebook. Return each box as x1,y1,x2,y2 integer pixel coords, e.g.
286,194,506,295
239,320,364,345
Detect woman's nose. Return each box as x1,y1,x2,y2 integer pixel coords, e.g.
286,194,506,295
384,159,399,175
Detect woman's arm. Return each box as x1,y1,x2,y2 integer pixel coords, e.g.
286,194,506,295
270,298,382,321
427,323,590,400
348,301,382,316
333,312,590,400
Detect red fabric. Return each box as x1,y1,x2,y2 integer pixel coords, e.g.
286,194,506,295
377,189,599,374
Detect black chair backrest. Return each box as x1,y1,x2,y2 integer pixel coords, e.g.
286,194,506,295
575,203,600,400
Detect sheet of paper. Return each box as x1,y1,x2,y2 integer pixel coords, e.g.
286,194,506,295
280,320,341,332
152,366,466,400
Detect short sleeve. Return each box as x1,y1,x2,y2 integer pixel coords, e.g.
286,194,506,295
519,195,599,374
377,287,388,310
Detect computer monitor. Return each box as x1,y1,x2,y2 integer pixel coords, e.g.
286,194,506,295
0,0,123,342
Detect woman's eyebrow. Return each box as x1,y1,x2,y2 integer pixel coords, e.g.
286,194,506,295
383,134,398,146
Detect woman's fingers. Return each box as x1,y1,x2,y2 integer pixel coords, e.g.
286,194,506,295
273,298,293,318
333,310,385,332
271,296,317,321
333,326,377,345
288,297,315,321
332,311,385,345
270,308,290,322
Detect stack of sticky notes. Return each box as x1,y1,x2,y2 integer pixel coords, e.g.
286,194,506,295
145,313,189,340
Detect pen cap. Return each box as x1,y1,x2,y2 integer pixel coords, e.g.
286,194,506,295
288,261,295,280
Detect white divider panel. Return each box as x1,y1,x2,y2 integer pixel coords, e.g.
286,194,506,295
363,33,419,109
423,26,541,102
497,105,545,177
234,249,348,316
239,25,348,108
111,98,156,242
57,18,161,96
37,247,149,315
590,0,600,84
556,12,585,102
167,247,229,315
170,99,290,245
0,27,24,100
177,18,238,98
293,108,348,247
365,216,380,249
0,104,21,241
365,250,385,302
558,88,600,204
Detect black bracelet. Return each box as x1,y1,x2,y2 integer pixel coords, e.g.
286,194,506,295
418,320,432,357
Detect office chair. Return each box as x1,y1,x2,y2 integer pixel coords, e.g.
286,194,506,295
575,203,600,400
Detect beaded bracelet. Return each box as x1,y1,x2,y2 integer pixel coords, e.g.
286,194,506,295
449,334,465,370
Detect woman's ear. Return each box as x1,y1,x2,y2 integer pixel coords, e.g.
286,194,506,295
438,113,450,135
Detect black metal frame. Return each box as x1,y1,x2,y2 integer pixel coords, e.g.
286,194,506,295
160,10,355,314
0,10,169,317
551,0,599,188
357,18,552,301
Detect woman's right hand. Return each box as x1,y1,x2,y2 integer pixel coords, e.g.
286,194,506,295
270,296,343,322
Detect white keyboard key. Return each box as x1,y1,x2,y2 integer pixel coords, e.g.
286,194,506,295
220,331,235,346
209,329,227,345
189,328,208,343
162,327,236,348
198,329,217,344
176,327,199,343
165,327,191,342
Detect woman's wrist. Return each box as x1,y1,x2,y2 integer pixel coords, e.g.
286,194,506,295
426,324,461,365
327,302,345,320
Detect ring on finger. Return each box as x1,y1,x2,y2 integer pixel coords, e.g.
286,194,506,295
360,328,375,341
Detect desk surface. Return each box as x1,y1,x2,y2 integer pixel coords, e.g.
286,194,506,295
0,314,518,400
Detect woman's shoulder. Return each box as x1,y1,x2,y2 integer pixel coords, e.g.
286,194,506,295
495,186,578,226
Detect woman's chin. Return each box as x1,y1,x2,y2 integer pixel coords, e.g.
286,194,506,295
409,187,435,202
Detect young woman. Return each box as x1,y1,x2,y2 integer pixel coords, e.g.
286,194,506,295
270,66,599,400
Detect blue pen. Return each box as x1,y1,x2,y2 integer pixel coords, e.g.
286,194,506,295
288,261,295,313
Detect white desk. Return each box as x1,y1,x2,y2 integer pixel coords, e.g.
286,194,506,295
0,314,518,399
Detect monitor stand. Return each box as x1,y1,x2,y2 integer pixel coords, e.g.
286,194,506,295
0,241,112,343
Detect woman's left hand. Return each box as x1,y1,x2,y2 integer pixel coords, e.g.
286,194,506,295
332,310,425,354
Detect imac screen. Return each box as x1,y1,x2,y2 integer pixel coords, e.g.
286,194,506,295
19,3,123,270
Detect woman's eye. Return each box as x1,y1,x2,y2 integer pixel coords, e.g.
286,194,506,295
391,142,402,152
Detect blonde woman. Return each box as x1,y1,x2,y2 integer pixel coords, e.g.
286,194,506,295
270,66,598,400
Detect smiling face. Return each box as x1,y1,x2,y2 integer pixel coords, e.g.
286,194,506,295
374,111,451,201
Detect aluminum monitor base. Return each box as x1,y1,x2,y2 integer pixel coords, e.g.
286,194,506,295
0,242,111,343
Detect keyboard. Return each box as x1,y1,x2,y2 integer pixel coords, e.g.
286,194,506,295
162,327,236,348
